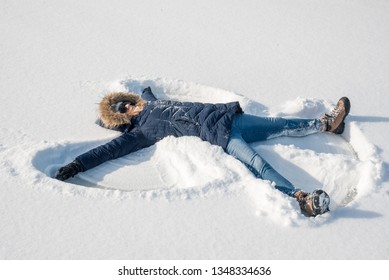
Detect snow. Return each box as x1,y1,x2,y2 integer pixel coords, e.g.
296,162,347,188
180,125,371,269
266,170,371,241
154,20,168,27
1,0,389,265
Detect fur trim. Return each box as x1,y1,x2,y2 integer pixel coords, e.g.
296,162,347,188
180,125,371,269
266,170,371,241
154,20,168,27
99,92,145,128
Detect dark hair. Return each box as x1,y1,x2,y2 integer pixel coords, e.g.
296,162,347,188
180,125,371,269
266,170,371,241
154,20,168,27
111,101,134,113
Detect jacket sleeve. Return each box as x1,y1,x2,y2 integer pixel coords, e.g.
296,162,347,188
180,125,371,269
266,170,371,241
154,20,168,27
141,87,158,101
75,128,156,171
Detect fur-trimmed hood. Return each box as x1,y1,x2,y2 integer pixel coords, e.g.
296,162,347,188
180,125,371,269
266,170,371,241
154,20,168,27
99,92,145,128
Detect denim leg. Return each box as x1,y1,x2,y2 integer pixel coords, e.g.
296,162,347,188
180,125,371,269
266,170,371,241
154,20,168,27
226,131,298,197
232,114,321,143
224,114,320,197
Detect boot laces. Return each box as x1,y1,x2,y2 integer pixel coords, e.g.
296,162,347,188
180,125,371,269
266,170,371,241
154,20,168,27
326,102,344,120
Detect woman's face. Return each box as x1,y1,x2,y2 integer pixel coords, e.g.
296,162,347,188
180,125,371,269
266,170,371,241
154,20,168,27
124,103,136,114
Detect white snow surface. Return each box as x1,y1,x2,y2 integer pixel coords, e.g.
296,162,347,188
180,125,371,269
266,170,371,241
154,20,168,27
1,0,388,259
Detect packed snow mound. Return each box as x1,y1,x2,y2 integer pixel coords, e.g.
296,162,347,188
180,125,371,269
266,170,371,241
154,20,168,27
27,77,382,224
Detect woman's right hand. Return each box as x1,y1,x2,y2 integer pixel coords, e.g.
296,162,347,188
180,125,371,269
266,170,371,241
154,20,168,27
55,160,83,181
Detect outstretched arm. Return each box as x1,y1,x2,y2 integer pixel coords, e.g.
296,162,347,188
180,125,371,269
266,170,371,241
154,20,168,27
55,129,156,181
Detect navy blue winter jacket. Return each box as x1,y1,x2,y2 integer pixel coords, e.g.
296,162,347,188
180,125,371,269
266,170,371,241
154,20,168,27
76,89,243,171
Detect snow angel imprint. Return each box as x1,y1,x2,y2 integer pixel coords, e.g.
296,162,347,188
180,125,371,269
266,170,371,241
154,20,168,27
55,87,351,217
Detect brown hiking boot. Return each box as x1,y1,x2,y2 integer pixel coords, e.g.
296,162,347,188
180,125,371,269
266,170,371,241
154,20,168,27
321,97,351,134
294,190,330,217
294,191,314,216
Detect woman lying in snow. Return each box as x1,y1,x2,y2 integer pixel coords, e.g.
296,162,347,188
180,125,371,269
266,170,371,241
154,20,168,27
55,87,350,217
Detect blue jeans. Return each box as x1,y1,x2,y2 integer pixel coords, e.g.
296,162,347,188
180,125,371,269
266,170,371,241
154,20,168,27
226,114,322,197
